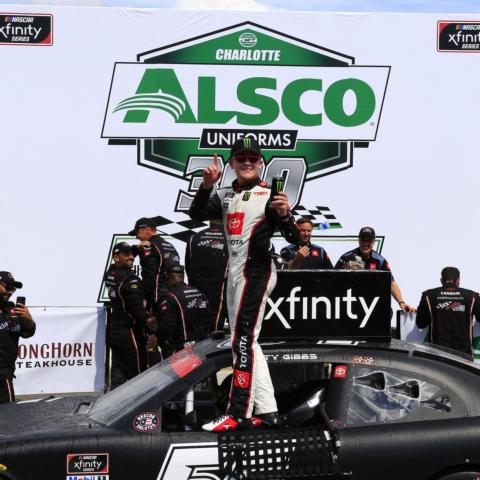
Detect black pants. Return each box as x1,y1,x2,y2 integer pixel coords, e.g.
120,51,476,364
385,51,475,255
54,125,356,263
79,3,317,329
109,327,147,390
0,377,15,404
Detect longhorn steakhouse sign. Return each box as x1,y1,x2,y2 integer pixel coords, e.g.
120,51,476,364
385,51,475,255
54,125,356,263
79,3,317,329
102,22,390,213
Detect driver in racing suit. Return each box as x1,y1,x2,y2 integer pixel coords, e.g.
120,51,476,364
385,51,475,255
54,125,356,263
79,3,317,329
189,137,300,432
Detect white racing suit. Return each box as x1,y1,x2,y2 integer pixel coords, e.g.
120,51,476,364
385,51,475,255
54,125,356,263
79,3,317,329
189,178,299,418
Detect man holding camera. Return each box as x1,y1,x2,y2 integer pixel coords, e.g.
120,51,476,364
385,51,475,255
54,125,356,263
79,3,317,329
189,138,300,432
0,271,35,404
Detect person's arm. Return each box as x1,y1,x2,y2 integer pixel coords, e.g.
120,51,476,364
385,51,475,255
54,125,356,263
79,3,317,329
334,254,348,269
322,251,334,269
155,294,182,343
471,292,480,325
415,292,431,329
13,304,36,338
391,280,416,313
122,276,148,329
189,155,223,221
288,246,309,270
185,234,194,281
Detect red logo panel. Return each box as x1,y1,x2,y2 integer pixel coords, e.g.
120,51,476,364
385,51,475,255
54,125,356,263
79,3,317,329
227,212,245,235
333,365,348,378
234,369,251,389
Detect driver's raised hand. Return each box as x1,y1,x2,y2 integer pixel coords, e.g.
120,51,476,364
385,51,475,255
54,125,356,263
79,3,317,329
203,154,222,189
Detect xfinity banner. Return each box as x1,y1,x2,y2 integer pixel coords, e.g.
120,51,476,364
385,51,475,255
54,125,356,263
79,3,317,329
261,270,391,339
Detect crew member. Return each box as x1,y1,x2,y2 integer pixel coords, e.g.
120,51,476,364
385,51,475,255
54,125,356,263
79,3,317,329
335,227,415,312
153,263,209,355
189,137,300,432
415,266,480,359
0,271,35,404
104,242,150,389
280,217,333,270
185,219,228,332
128,217,180,311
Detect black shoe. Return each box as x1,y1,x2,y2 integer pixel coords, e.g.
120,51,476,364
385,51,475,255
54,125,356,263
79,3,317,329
251,411,283,429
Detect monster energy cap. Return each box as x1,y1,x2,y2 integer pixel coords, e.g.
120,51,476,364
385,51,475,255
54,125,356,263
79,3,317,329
229,137,263,160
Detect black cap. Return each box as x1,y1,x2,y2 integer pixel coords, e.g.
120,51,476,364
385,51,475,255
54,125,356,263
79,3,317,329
128,217,157,236
0,271,23,289
112,242,133,256
166,262,185,275
359,227,375,239
229,137,263,160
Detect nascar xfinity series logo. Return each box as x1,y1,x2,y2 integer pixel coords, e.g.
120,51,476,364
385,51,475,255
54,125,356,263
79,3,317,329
102,22,390,213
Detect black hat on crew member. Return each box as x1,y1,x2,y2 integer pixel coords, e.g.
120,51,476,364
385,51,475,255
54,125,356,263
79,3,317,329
128,217,157,236
229,137,263,160
112,242,133,256
358,227,376,239
0,271,23,290
165,262,185,275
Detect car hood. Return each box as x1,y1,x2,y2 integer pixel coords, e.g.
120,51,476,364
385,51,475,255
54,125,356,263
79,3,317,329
0,395,101,439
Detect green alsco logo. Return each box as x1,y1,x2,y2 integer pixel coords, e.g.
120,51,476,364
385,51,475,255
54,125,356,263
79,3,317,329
102,22,390,210
111,68,377,128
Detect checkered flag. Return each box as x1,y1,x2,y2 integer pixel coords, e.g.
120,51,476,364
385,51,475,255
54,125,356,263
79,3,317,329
151,214,208,242
290,205,342,230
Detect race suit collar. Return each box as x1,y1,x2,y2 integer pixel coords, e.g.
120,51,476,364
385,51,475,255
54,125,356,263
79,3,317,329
232,177,261,192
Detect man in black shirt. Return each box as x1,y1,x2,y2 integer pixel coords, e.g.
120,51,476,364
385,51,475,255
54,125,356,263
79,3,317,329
185,219,228,332
104,242,149,389
154,263,208,354
335,226,415,313
0,271,35,404
416,266,480,359
280,218,333,270
129,217,180,311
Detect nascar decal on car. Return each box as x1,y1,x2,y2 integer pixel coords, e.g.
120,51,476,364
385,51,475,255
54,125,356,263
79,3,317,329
352,355,375,365
133,412,160,432
66,453,109,475
67,476,109,480
156,443,221,480
169,344,202,378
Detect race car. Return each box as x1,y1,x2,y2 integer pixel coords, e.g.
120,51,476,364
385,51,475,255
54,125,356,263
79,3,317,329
1,333,480,480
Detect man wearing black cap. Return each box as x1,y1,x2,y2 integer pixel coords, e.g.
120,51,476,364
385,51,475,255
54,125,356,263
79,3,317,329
0,271,35,403
189,137,300,432
415,266,480,359
335,227,415,312
104,242,150,389
185,219,228,332
152,263,208,355
129,217,180,312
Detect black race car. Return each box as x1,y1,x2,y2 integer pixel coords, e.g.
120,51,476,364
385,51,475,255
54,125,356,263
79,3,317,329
1,334,480,480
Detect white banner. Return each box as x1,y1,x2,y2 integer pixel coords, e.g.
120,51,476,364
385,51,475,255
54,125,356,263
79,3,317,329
14,307,106,395
0,6,479,313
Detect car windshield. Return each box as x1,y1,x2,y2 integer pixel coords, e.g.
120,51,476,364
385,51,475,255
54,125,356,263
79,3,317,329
87,360,181,424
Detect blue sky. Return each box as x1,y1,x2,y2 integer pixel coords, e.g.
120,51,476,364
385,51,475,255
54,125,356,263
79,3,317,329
1,0,480,12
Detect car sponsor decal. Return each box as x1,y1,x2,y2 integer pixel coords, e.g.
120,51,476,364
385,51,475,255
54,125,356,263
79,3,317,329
333,365,348,378
67,476,109,480
156,443,220,480
133,412,160,432
169,344,202,378
66,454,109,475
226,212,245,235
352,355,375,365
233,369,251,389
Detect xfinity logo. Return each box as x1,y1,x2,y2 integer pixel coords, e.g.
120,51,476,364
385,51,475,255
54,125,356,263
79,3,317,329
264,286,379,329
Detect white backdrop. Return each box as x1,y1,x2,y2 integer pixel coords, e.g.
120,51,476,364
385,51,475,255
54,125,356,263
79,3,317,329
0,7,479,310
